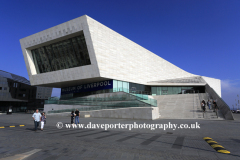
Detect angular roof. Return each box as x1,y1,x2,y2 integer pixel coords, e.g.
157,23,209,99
148,76,206,84
0,70,30,85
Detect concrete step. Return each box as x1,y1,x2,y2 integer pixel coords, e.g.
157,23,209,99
152,93,225,120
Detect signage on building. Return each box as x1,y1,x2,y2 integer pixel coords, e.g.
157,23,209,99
61,80,113,95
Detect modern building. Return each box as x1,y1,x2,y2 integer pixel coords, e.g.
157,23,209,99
0,70,52,113
19,15,233,120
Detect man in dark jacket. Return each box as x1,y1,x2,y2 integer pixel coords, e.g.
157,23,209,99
75,109,80,124
213,100,217,112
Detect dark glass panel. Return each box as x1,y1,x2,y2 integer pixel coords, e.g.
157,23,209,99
31,33,91,74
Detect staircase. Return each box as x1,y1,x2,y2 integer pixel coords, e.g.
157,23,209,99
152,93,224,120
198,93,224,120
152,94,201,119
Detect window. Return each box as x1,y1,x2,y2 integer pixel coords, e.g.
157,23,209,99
168,87,173,94
4,87,7,90
31,33,91,74
0,87,2,90
157,87,161,95
151,87,157,95
23,94,25,97
117,81,123,91
122,81,128,92
162,90,168,95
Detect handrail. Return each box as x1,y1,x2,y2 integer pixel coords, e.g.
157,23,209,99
205,84,234,120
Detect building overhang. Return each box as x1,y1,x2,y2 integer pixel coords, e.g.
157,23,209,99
145,83,206,86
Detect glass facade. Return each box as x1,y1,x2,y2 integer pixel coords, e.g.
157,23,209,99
113,80,151,94
31,34,91,74
113,80,129,92
151,86,205,95
61,80,152,99
61,80,205,99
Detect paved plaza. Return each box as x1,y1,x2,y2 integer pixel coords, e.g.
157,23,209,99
0,113,240,160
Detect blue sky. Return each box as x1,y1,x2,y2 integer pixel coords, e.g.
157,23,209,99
0,0,239,109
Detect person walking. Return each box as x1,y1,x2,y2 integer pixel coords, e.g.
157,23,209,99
215,103,219,113
207,100,210,110
40,112,46,131
201,100,206,112
75,109,80,124
209,100,212,110
213,100,217,112
32,109,41,131
71,110,75,124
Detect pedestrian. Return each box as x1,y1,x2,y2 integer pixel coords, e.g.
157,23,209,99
40,112,46,131
207,100,210,110
32,109,41,131
71,110,75,124
75,109,80,124
215,103,219,113
209,100,212,110
201,100,206,112
213,100,217,112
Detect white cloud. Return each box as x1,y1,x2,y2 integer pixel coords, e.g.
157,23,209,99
221,79,240,110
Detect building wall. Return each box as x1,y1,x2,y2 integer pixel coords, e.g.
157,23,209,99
202,76,221,97
0,76,30,102
0,76,14,101
20,15,100,87
20,15,221,97
0,75,53,112
36,86,53,99
86,16,195,85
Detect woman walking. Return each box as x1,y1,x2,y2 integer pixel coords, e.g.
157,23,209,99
40,112,46,131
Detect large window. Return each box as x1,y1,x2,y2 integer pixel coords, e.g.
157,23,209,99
31,34,91,74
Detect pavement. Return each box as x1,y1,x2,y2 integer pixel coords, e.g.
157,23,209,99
0,113,240,160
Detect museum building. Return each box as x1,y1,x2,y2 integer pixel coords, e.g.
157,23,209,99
19,15,233,120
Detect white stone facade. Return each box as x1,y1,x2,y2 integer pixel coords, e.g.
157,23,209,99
202,76,221,97
20,15,100,88
19,15,221,96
